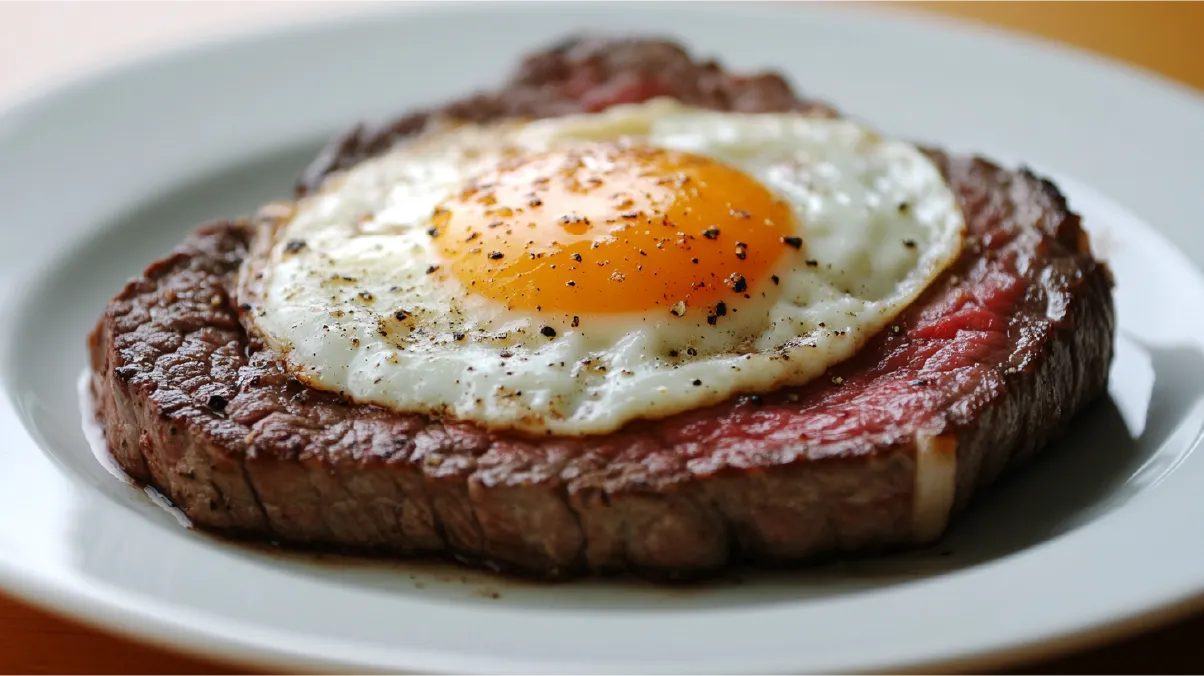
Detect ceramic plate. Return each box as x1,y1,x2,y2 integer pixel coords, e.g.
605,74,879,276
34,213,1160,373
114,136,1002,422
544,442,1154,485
2,3,1204,673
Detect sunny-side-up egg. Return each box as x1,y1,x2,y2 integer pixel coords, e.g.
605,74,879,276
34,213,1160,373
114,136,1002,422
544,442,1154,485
243,98,965,436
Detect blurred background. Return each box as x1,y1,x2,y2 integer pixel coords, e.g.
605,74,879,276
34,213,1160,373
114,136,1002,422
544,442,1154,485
0,0,1199,103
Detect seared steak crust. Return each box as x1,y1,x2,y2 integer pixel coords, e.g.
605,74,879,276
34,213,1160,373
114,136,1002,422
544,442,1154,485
89,38,1114,579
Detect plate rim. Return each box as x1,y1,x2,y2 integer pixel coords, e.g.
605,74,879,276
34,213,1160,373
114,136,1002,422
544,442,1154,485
2,2,1204,673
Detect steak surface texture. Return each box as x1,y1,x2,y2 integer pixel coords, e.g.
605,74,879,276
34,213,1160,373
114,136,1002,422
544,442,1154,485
89,37,1114,579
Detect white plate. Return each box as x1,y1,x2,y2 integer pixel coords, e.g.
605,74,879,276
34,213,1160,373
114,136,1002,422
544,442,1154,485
2,3,1204,673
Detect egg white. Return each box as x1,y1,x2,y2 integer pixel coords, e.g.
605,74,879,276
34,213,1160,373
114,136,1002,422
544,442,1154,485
244,99,965,435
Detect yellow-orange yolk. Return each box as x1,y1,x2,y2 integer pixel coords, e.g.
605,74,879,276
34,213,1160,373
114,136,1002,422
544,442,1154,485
431,142,799,314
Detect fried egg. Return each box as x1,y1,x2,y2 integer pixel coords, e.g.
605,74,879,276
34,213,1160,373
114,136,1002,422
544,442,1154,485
244,99,965,435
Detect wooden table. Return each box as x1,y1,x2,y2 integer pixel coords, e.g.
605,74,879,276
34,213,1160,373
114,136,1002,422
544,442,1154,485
2,2,1202,673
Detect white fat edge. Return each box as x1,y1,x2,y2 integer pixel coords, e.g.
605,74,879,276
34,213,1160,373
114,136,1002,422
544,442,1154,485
912,432,957,542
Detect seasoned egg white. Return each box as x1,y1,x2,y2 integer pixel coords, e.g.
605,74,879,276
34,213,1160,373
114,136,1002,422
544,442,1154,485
244,99,965,435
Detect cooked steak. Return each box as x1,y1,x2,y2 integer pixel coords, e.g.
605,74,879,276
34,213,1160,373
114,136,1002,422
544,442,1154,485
88,37,1114,579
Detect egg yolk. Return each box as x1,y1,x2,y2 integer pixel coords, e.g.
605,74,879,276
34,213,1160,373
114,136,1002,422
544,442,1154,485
431,142,799,315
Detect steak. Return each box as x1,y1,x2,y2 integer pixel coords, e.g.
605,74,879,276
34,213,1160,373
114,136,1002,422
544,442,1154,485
88,37,1114,579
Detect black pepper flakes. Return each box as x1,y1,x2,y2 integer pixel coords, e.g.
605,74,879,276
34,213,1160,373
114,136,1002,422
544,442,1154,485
453,331,466,341
487,251,504,260
729,274,747,293
571,316,580,328
702,227,721,239
426,264,440,274
566,280,576,287
284,239,306,254
394,310,409,321
770,275,780,285
715,301,727,317
782,236,803,249
426,227,440,238
691,257,699,264
686,347,698,356
734,242,748,260
805,259,819,267
206,394,228,411
540,326,557,338
903,239,917,248
692,379,703,386
571,253,582,262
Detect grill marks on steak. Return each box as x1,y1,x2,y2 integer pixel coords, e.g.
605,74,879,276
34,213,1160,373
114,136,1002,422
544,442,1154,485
88,37,1114,579
90,233,269,532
